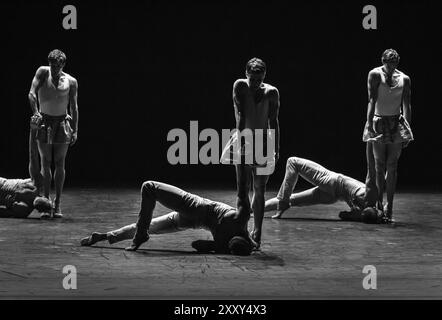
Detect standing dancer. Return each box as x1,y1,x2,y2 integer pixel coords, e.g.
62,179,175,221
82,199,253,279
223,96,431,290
228,58,280,248
28,49,79,218
362,49,413,222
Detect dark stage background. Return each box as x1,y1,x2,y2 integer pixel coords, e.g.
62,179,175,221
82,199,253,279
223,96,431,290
0,0,441,189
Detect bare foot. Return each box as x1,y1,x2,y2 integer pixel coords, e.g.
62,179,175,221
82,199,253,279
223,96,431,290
250,230,261,250
80,232,106,246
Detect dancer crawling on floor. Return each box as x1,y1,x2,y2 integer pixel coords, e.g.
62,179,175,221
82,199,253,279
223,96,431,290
264,157,386,223
81,180,257,255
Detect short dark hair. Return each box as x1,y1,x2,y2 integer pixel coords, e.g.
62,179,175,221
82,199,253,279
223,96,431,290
228,236,252,256
381,49,400,64
246,57,266,74
33,197,53,213
361,207,380,224
48,49,67,65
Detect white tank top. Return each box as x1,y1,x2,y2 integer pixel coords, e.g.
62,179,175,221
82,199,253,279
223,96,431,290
38,70,70,116
375,67,404,116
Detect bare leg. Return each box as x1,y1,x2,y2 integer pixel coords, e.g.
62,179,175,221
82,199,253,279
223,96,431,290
235,164,252,218
385,143,402,218
53,143,69,217
373,142,387,210
37,141,53,219
251,173,268,244
365,142,378,207
29,128,43,193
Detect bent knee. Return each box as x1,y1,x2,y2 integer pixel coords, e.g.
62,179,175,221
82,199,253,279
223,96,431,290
141,180,156,192
287,157,297,167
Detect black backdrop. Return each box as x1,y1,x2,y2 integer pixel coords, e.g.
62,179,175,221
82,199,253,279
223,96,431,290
0,0,441,189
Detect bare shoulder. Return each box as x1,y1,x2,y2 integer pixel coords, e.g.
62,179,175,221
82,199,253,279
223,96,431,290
36,66,49,77
368,67,382,78
264,83,279,99
233,78,248,90
397,70,410,83
65,73,78,87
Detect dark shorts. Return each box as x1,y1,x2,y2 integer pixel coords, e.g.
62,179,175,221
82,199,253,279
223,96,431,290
36,114,73,144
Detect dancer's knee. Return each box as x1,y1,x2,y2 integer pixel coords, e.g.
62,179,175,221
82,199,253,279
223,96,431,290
141,180,155,193
287,157,297,168
41,158,52,170
54,158,65,169
386,160,398,173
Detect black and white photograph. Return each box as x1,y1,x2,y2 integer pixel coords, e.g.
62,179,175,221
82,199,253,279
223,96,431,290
0,0,441,311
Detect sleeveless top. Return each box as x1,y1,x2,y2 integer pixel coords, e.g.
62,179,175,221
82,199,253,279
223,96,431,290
38,69,70,116
374,67,404,116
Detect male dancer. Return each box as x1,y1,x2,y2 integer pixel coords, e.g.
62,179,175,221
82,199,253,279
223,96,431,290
232,58,280,247
265,157,384,223
0,177,52,218
81,181,256,256
28,49,79,218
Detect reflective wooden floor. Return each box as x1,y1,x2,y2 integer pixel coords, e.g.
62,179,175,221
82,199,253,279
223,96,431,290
0,187,441,299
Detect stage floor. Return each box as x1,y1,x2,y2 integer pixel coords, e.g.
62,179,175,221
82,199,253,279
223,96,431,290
0,188,441,299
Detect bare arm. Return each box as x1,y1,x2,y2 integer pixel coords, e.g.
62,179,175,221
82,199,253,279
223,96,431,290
268,87,280,162
367,70,380,132
402,76,411,124
69,78,79,145
233,80,247,131
28,67,47,115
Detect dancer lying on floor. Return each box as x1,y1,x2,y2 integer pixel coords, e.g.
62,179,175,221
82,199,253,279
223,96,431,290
264,157,386,223
0,177,52,218
81,180,257,255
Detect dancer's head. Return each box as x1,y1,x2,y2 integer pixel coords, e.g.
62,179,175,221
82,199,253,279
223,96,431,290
33,197,53,213
48,49,67,77
361,207,380,224
245,57,266,91
228,236,253,256
381,49,400,74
